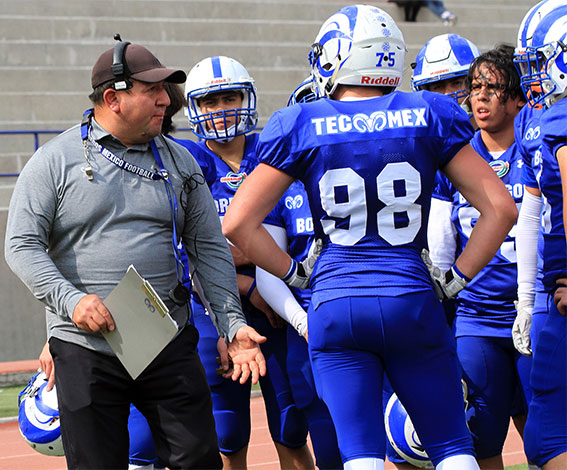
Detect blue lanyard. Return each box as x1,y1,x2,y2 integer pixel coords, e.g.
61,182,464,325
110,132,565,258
81,108,191,287
149,139,191,286
80,109,162,181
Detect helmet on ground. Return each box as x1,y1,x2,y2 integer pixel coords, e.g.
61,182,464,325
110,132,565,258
411,34,481,101
309,4,406,98
384,393,434,468
185,56,258,142
287,75,320,106
516,6,567,107
18,371,64,456
385,380,469,468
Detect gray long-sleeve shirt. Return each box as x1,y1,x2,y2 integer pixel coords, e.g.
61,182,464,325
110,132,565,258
5,117,246,355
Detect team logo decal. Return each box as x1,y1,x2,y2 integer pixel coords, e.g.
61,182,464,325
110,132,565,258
489,160,510,178
220,171,247,189
525,126,540,141
285,195,304,209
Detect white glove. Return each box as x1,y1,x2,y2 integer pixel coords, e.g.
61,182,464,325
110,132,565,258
282,238,323,289
513,299,533,356
421,249,469,300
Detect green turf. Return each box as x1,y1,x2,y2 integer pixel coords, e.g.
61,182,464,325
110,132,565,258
0,385,21,418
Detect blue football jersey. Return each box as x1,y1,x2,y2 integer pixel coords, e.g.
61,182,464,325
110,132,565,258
513,104,547,310
257,91,474,307
433,130,524,336
515,105,544,189
173,133,261,297
173,134,260,220
264,180,314,310
538,99,567,292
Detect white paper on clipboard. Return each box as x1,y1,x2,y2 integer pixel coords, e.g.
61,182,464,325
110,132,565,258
102,265,178,379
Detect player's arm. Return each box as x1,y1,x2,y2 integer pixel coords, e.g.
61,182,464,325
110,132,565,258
442,144,518,279
223,163,295,278
554,145,567,315
557,145,567,235
255,224,308,338
428,196,457,271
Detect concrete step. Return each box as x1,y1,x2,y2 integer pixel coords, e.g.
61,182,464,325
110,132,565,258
0,0,535,18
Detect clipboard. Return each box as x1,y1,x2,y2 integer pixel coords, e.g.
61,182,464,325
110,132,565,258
102,265,178,379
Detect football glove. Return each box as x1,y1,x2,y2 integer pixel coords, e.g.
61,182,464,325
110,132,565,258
512,299,533,356
282,238,323,289
421,249,469,300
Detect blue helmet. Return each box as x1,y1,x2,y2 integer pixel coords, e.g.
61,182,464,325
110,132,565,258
385,381,469,468
411,34,481,101
384,393,433,468
18,371,64,456
309,4,406,98
515,0,567,53
515,5,567,108
287,75,320,106
184,56,258,142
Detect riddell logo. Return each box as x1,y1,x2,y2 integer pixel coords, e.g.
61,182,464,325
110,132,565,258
361,76,400,86
430,68,450,76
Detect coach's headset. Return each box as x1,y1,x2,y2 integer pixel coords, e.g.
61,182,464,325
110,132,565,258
111,33,133,91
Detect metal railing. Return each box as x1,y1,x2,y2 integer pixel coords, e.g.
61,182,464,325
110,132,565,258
0,127,196,178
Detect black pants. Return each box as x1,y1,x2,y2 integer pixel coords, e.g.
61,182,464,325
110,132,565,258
50,325,222,469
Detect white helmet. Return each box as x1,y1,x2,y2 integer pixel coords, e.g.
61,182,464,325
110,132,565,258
411,34,481,101
287,75,320,106
309,4,406,98
517,6,567,107
384,380,469,468
516,0,567,54
18,371,64,456
185,56,258,142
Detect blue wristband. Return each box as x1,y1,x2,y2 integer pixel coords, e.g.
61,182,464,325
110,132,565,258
246,279,256,299
282,259,297,282
452,264,472,282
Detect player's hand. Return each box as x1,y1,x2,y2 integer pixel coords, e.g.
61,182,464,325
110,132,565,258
38,342,55,391
512,299,533,356
421,249,469,300
227,326,267,385
555,278,567,316
282,238,323,289
72,294,115,333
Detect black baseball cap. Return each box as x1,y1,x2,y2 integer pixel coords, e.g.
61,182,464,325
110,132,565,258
91,43,186,89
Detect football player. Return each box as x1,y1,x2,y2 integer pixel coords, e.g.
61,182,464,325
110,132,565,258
252,81,342,469
411,33,481,112
512,0,567,362
515,6,567,469
222,5,517,470
428,46,528,470
171,56,314,470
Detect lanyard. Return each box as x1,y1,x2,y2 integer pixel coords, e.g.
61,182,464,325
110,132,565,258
81,109,191,289
149,139,191,285
80,109,162,181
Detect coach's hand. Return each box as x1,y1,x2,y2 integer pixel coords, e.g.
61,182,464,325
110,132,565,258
512,299,533,356
227,326,267,385
73,294,115,333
